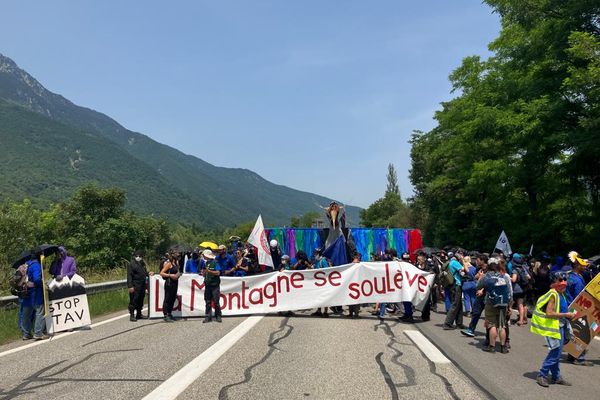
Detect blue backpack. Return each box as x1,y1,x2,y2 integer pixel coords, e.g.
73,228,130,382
486,273,510,308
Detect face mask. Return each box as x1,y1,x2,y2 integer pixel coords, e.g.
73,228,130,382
551,281,567,291
135,256,142,262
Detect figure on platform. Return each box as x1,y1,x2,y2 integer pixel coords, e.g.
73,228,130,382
321,201,346,249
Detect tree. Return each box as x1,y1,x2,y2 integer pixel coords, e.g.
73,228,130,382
361,165,412,227
386,163,400,197
409,0,600,253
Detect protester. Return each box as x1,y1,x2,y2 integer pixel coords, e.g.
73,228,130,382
184,250,201,273
510,253,530,326
270,239,282,272
21,250,47,340
531,252,551,302
127,250,152,321
311,248,331,318
462,256,477,317
565,251,593,366
279,254,291,271
532,271,576,387
461,254,488,337
49,246,77,280
347,253,362,318
477,257,512,353
215,244,236,276
443,251,468,330
202,249,222,323
293,250,312,270
159,251,181,322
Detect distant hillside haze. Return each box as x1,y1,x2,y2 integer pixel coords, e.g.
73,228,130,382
0,53,361,228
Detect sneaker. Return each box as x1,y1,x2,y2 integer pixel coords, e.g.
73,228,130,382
482,346,496,353
537,375,549,388
399,316,414,323
443,324,456,330
552,377,572,386
136,314,147,320
202,317,212,323
163,316,174,323
130,315,137,322
572,360,593,366
505,341,511,350
460,328,475,337
22,335,33,341
500,345,509,354
215,316,222,323
321,312,329,318
33,335,49,341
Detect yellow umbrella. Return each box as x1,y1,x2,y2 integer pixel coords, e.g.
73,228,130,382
199,241,218,250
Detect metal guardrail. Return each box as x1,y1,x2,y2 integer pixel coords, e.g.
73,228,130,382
0,279,128,309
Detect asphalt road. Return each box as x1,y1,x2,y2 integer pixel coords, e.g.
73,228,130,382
0,304,597,400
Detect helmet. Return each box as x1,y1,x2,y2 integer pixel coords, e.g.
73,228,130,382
270,240,278,248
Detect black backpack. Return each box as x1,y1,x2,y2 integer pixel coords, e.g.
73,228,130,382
10,264,29,298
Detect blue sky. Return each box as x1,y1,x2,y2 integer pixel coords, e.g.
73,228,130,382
0,1,500,208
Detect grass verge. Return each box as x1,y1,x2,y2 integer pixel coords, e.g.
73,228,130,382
0,288,131,346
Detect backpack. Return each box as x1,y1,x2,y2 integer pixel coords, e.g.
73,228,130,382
486,273,510,308
10,264,29,298
440,261,455,288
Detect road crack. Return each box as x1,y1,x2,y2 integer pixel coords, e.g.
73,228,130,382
218,317,294,400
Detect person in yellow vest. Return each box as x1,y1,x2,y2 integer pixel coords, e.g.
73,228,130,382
532,271,577,387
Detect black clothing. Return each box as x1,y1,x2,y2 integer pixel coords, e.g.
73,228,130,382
127,259,148,316
270,247,282,270
127,259,148,288
162,261,179,317
444,285,464,327
205,285,222,318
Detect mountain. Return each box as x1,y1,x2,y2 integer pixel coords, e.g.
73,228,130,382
0,53,361,228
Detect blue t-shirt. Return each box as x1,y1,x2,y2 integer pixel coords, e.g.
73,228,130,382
185,258,200,273
566,272,585,304
449,259,463,286
215,254,235,272
559,293,568,313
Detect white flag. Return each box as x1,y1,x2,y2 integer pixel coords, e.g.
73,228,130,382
248,215,274,267
495,230,512,255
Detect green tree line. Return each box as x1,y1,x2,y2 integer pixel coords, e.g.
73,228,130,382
409,0,599,254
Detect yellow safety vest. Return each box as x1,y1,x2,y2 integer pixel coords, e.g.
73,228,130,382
530,289,562,339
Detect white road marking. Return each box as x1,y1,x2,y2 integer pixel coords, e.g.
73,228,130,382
0,308,145,358
404,330,451,364
142,315,265,400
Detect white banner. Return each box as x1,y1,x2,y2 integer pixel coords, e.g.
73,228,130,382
149,261,434,318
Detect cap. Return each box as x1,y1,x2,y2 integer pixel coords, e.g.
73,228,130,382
217,244,227,251
202,249,216,260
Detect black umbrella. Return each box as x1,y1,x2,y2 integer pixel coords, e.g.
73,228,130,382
12,250,32,268
416,247,441,255
32,244,60,257
589,255,600,264
168,244,192,254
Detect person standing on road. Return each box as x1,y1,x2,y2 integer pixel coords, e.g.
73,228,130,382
311,248,332,318
443,251,468,330
21,250,47,340
461,254,488,337
202,249,222,323
127,250,152,321
565,251,593,366
160,251,181,322
532,271,576,387
478,257,512,353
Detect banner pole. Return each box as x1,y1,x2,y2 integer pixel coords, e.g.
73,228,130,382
41,254,50,317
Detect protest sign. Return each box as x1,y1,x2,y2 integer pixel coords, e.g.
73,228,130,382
45,274,91,334
149,261,434,318
585,272,600,302
564,289,600,358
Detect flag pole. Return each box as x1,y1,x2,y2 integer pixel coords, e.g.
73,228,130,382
41,254,50,317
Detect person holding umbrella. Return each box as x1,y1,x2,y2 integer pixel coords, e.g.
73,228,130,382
21,249,47,340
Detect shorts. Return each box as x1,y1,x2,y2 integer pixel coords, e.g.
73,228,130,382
484,304,506,329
